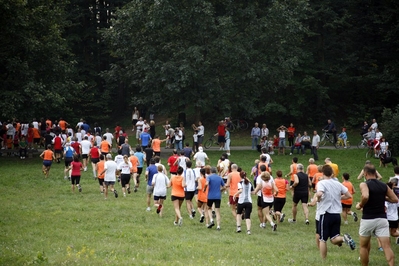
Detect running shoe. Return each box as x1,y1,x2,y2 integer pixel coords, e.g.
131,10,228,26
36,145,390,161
134,187,138,192
156,204,162,214
272,223,277,231
178,217,183,226
305,219,309,225
260,223,266,228
191,209,196,218
344,233,356,250
78,185,82,192
280,213,285,223
212,210,216,219
207,220,215,229
353,212,358,222
114,190,118,198
247,230,251,235
127,187,131,194
146,207,151,211
174,221,178,226
199,215,204,223
288,219,296,223
378,247,383,252
216,226,221,231
236,226,241,233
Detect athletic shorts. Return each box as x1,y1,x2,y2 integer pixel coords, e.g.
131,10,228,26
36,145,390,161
319,212,341,242
154,195,166,201
185,191,195,200
207,199,221,208
55,149,62,154
315,219,320,234
82,154,88,159
341,203,352,209
146,185,154,195
137,167,143,175
121,174,131,187
359,218,389,237
98,178,104,186
273,197,286,212
261,201,273,209
132,119,138,125
91,158,99,164
154,152,161,157
34,138,41,144
65,157,73,167
43,160,52,167
237,202,252,219
71,175,81,185
171,195,185,201
104,181,115,186
388,220,398,229
257,196,263,208
229,195,239,205
293,191,308,204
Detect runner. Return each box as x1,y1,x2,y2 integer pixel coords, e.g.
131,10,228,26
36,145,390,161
152,165,170,217
134,146,146,191
100,154,118,199
63,142,76,180
274,170,289,223
67,155,83,193
89,143,100,179
118,155,132,197
234,171,253,235
145,158,157,211
341,173,358,224
97,154,105,193
226,164,242,219
40,144,55,178
288,163,311,225
204,167,226,230
183,161,196,219
80,136,92,171
169,166,185,226
196,168,208,224
129,150,139,192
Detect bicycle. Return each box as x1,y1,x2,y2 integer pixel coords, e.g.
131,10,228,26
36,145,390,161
204,135,219,149
336,138,351,149
366,144,391,159
229,118,248,132
357,133,370,149
320,130,337,148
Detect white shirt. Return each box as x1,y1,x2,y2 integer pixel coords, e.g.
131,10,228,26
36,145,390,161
118,161,132,174
104,161,117,182
237,182,252,204
155,163,167,175
312,134,320,146
316,178,348,215
114,155,124,166
197,125,204,136
375,132,383,141
184,168,196,192
152,172,170,197
261,128,269,138
279,130,285,138
370,122,378,133
103,133,114,146
95,136,102,147
194,151,208,167
136,121,144,131
380,141,388,152
75,132,82,143
175,130,183,141
32,121,39,129
80,140,92,154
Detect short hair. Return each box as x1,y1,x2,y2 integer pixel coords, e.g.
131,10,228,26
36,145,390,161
363,164,376,176
154,156,160,163
260,171,271,181
309,158,315,164
106,154,112,160
260,156,266,162
157,165,163,172
177,166,184,175
343,173,350,180
322,164,333,177
276,170,283,177
297,163,304,171
260,164,266,172
186,161,192,168
293,157,298,163
100,154,105,160
136,146,142,152
210,167,217,174
231,164,238,170
150,158,155,164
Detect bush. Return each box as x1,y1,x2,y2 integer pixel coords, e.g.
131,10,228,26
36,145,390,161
380,105,399,156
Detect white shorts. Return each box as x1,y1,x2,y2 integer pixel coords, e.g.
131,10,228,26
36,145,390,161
359,218,389,237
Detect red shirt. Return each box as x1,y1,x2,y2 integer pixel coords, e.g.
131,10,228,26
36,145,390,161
217,125,225,137
90,147,100,159
53,136,62,150
168,155,179,173
71,161,83,176
71,142,81,155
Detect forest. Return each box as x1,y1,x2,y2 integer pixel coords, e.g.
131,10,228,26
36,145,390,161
1,0,399,128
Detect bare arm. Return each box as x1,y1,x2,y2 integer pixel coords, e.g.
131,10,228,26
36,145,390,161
357,170,364,180
356,182,369,210
341,190,352,200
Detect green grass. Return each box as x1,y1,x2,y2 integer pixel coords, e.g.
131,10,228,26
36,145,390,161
0,148,397,265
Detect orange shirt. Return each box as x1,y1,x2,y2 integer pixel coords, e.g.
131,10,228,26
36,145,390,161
290,163,297,181
170,175,185,197
275,178,288,198
312,172,323,187
97,160,105,179
307,164,318,179
46,119,52,128
341,181,355,205
43,150,53,161
59,120,67,131
129,155,139,173
257,162,269,174
100,140,110,153
152,139,161,152
197,177,208,203
229,171,241,197
32,127,41,138
15,123,21,133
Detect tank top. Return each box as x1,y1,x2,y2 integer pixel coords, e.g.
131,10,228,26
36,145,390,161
362,179,388,219
294,172,309,193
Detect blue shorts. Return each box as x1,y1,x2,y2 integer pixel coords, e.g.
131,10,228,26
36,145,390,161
43,160,52,167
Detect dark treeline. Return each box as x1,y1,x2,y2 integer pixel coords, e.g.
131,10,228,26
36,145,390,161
1,0,398,129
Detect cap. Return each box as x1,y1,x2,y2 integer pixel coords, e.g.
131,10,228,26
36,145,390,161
198,147,203,152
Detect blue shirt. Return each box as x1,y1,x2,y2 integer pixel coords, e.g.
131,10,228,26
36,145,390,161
206,174,225,200
140,132,151,147
64,146,75,158
251,127,260,138
146,164,158,186
135,152,145,168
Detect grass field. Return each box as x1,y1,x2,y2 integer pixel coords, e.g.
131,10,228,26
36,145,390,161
0,146,398,265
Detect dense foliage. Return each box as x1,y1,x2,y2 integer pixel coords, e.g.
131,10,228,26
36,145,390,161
1,0,398,128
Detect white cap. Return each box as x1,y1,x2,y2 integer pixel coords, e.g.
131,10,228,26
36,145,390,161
198,147,203,152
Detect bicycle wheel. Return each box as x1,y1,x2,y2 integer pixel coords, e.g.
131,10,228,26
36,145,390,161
346,141,351,149
336,141,343,149
204,138,213,149
357,140,367,149
366,148,373,158
229,121,237,132
239,120,248,130
320,135,327,146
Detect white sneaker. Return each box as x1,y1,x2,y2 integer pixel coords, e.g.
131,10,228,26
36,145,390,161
288,219,296,223
289,153,292,155
189,215,194,219
178,217,183,226
344,220,349,225
146,207,151,211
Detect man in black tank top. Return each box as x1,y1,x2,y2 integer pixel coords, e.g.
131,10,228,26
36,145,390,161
356,164,398,266
288,163,311,224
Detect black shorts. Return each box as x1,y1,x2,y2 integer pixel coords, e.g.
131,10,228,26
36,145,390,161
273,197,286,212
293,191,308,204
98,178,104,186
236,202,252,219
261,201,273,209
154,152,161,157
82,154,88,159
34,138,41,144
341,203,352,209
137,167,143,175
388,220,398,229
71,175,81,185
91,158,99,164
290,180,294,186
55,149,62,154
257,196,263,208
121,174,131,187
207,199,221,208
154,195,166,200
185,191,195,200
315,219,320,234
65,157,73,167
171,195,185,201
218,136,225,143
132,119,138,125
104,181,115,186
319,213,341,242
